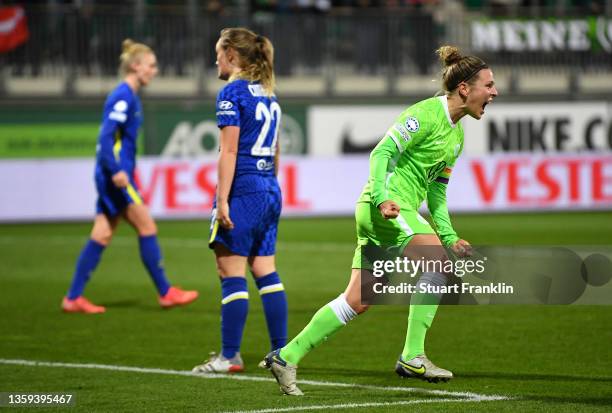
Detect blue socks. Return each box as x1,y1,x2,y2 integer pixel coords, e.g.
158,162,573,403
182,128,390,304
68,234,171,299
218,273,287,358
138,235,171,296
255,272,288,350
221,277,249,359
67,239,105,299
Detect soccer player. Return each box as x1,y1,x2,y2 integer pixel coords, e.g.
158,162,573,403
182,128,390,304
262,45,498,395
62,39,199,314
191,28,287,373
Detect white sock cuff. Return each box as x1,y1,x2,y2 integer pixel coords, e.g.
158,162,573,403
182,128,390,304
415,272,448,300
418,272,447,286
221,291,249,305
328,293,357,324
258,283,285,295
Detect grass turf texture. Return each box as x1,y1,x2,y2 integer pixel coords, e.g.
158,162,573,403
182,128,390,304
1,211,611,412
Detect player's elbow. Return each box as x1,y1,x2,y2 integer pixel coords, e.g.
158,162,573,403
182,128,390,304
369,147,389,162
220,147,238,156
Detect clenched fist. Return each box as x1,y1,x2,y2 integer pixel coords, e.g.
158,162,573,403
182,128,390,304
378,200,400,219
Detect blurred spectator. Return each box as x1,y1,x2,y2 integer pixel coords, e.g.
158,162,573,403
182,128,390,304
295,0,329,72
354,0,384,75
64,0,94,75
250,0,293,75
4,0,46,76
149,0,189,76
296,0,331,13
92,0,135,76
571,0,605,15
251,0,279,13
409,4,437,75
204,0,227,69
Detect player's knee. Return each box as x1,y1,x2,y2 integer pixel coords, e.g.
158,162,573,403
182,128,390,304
216,263,243,278
250,263,276,278
346,296,369,314
91,229,113,245
353,303,370,314
421,251,453,277
138,221,157,236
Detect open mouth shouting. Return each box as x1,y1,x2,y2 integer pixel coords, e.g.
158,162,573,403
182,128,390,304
481,100,488,115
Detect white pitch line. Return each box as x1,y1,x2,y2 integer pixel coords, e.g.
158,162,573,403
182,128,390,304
0,235,353,253
224,398,478,413
0,358,510,403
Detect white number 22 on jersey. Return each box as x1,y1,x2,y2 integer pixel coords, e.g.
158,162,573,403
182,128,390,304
251,101,281,156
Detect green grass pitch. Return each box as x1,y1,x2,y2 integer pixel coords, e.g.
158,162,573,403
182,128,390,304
1,212,611,412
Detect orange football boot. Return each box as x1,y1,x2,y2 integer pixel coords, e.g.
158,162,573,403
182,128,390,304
62,296,106,314
158,286,199,308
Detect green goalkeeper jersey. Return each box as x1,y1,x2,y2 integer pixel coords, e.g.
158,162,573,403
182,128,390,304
358,95,464,246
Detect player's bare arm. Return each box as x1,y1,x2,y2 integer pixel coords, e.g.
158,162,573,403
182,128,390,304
111,171,129,188
216,125,240,230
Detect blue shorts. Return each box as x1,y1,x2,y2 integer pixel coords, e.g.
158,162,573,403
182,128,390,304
209,191,282,257
95,173,143,217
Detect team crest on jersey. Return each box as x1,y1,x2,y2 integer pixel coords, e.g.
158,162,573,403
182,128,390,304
405,117,419,133
113,100,128,112
218,101,233,110
109,100,128,122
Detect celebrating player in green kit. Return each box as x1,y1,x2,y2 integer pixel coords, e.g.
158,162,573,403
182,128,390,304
262,45,498,395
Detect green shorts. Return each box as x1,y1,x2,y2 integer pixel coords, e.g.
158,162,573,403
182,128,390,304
351,201,435,269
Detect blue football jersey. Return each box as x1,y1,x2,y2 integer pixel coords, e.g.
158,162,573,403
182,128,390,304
216,79,281,196
95,82,143,177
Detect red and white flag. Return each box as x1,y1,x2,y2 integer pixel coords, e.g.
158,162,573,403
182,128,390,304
0,6,29,53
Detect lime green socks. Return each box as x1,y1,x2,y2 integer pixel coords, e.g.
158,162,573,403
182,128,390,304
402,272,447,361
401,272,447,360
280,295,356,366
401,303,439,361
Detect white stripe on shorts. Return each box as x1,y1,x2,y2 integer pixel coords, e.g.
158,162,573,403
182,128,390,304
396,213,415,236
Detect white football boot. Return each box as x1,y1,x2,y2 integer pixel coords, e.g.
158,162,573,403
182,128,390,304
395,354,453,383
192,352,244,373
261,349,303,396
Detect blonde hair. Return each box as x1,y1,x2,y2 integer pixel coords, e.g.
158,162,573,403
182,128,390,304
218,27,275,96
437,45,488,93
119,38,153,76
